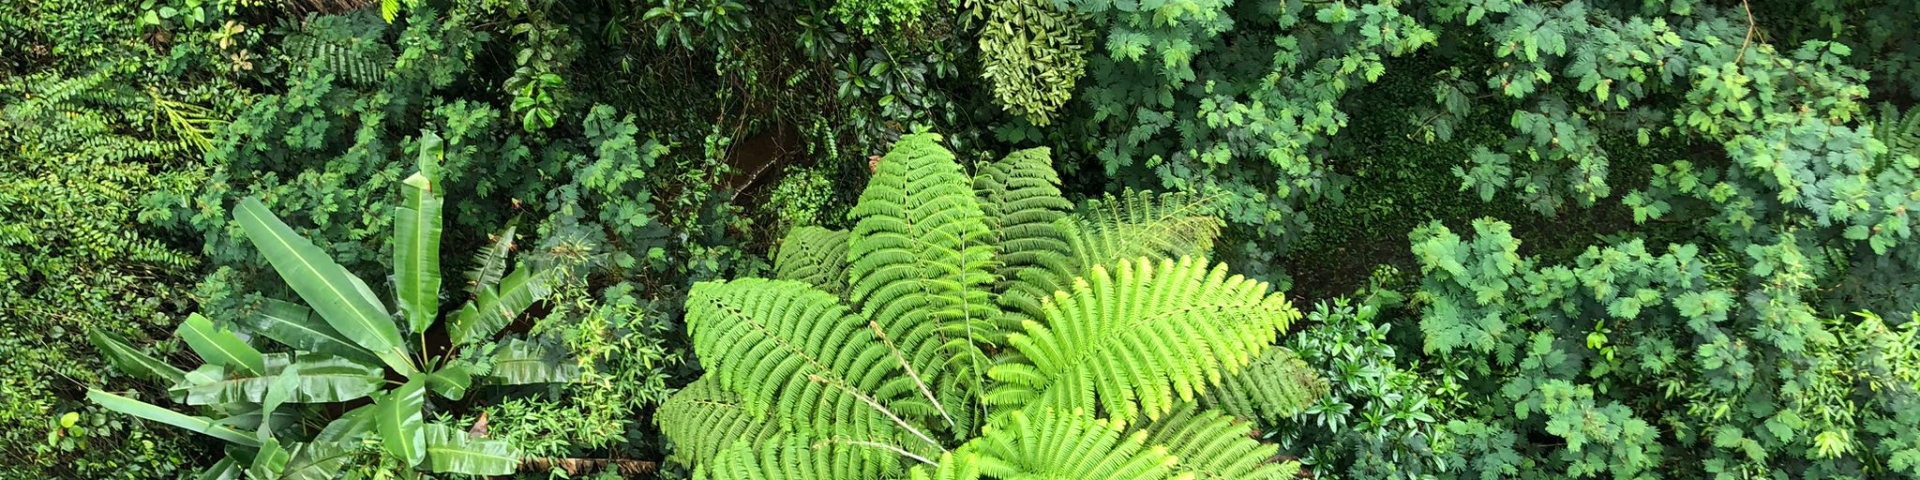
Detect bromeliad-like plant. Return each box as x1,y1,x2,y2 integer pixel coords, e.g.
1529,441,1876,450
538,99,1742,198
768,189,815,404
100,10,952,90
655,134,1330,480
85,133,577,479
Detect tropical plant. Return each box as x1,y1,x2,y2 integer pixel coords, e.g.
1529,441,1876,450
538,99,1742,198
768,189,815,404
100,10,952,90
655,133,1327,479
84,133,578,478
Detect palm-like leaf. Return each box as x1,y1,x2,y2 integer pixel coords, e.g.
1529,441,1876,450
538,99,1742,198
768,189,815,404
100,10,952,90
465,224,516,295
375,377,427,466
395,133,444,333
987,257,1298,427
424,423,519,475
177,313,266,376
235,197,413,374
282,441,356,480
848,133,1000,431
243,299,380,365
89,330,185,384
773,226,851,296
658,377,780,465
449,266,552,346
686,278,925,447
486,338,578,385
181,353,384,405
86,390,261,447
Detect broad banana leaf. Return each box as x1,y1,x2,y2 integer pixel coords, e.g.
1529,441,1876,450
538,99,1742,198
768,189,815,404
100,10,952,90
235,197,413,374
196,457,242,480
87,389,261,447
282,441,356,480
465,224,515,295
244,299,379,365
376,377,427,466
178,314,266,376
184,355,383,405
486,339,578,385
249,438,289,480
88,329,185,384
314,405,376,443
449,267,551,346
396,142,443,334
424,424,519,475
423,361,473,400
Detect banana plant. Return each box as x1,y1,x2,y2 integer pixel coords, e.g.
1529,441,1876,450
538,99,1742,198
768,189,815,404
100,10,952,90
86,132,576,479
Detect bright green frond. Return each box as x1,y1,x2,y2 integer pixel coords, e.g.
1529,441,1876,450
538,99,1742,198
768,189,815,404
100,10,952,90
701,434,907,480
1200,347,1328,425
987,257,1298,427
899,452,981,480
1129,405,1296,480
848,133,1002,431
773,226,852,296
659,377,782,465
1063,190,1222,272
973,147,1072,295
449,265,553,346
958,409,1182,480
686,278,923,446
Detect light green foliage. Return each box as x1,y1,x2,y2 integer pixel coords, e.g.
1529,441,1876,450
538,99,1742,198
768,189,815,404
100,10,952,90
88,158,575,478
1404,218,1920,479
970,0,1089,125
773,226,853,296
656,134,1321,480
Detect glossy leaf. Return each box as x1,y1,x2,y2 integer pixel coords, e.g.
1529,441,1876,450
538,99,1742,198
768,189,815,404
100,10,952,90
235,197,413,374
375,377,428,466
177,313,266,376
87,389,261,447
423,424,519,475
396,136,443,334
88,329,185,384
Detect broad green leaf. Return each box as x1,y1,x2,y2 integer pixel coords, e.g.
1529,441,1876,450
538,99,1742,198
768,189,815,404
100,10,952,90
197,457,242,480
244,299,379,365
465,224,516,295
87,389,261,447
88,329,185,384
376,377,427,466
235,197,413,374
449,267,551,346
282,441,356,480
178,313,266,376
424,361,473,400
185,354,383,405
248,438,289,480
486,339,578,385
423,424,519,475
314,405,376,443
396,138,444,334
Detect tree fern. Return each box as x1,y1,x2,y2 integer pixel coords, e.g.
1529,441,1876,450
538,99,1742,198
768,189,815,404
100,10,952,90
1200,348,1329,425
700,435,906,480
1127,405,1300,480
987,257,1298,427
848,133,1001,431
658,377,781,465
1063,190,1222,271
972,147,1073,295
773,226,852,296
957,409,1182,480
685,278,928,448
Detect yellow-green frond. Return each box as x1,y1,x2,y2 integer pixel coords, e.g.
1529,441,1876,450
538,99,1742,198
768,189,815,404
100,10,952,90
1201,347,1329,425
773,226,852,297
986,257,1299,427
685,279,910,443
1129,405,1298,480
701,434,907,480
1063,189,1222,272
848,133,1002,432
659,377,781,465
958,409,1182,480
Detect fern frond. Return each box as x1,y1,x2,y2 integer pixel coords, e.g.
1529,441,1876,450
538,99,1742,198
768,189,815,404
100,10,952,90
958,409,1182,480
1063,190,1223,271
1200,347,1329,426
986,257,1298,427
773,226,852,296
1877,104,1920,161
658,377,781,465
1129,405,1298,480
700,434,906,480
848,134,1001,431
685,278,932,448
973,148,1072,294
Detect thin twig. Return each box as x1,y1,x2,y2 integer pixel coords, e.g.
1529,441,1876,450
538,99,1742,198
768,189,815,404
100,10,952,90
1734,0,1755,65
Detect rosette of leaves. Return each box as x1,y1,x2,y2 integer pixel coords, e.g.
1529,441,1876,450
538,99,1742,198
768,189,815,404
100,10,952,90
85,132,577,479
656,134,1328,480
972,0,1090,126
